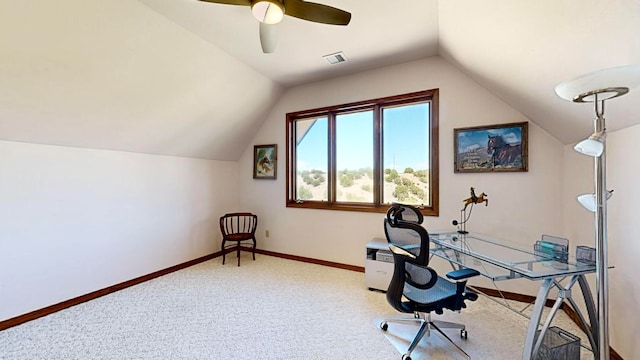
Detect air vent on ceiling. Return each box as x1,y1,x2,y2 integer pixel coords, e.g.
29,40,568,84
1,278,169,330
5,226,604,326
323,51,348,64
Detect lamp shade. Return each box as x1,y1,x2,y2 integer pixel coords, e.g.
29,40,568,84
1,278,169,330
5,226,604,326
577,190,614,212
555,64,640,102
252,0,285,24
574,133,605,157
577,194,597,212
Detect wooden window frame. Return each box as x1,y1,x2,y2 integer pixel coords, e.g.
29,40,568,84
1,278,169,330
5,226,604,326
285,89,439,215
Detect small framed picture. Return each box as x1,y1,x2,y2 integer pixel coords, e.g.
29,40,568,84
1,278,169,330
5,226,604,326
253,144,277,179
454,122,528,173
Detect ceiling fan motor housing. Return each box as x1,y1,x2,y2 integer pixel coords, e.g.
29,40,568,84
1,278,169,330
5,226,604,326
251,0,285,24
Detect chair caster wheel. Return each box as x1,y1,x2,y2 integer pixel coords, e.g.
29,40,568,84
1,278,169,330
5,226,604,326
461,329,468,339
402,354,412,360
380,321,388,331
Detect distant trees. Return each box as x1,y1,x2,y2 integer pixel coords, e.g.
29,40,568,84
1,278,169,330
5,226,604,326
301,169,325,187
385,169,399,182
297,186,313,200
388,168,428,202
413,170,428,183
391,176,425,201
339,168,371,187
298,167,428,203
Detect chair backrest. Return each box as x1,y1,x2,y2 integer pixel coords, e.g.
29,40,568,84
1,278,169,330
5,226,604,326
384,204,436,313
389,202,424,224
219,212,257,237
384,204,429,262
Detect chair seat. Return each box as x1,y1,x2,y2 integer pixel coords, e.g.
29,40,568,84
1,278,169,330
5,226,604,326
224,233,254,241
403,276,467,315
404,276,457,304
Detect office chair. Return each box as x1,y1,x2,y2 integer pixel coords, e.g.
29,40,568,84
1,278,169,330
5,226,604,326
380,204,479,360
219,212,258,266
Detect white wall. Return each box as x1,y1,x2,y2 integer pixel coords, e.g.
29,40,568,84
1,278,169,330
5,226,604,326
564,124,640,359
2,52,632,356
238,56,565,296
0,140,238,322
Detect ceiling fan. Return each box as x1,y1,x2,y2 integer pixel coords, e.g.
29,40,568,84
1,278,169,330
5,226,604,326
198,0,351,53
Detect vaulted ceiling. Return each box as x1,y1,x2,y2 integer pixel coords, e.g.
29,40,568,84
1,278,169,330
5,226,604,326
1,0,638,160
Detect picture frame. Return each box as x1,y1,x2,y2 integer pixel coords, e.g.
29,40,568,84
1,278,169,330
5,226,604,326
253,144,277,179
454,122,528,173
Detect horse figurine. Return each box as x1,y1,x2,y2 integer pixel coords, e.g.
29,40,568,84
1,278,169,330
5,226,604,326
487,135,522,168
462,187,488,210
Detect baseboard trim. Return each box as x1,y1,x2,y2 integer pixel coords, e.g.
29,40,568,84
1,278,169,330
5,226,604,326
471,286,556,307
251,247,364,272
0,251,220,331
0,248,624,359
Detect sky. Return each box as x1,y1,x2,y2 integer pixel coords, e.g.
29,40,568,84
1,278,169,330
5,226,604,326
297,103,430,172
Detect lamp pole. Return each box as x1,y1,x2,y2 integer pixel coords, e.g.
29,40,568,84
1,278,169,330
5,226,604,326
555,64,640,360
593,106,609,360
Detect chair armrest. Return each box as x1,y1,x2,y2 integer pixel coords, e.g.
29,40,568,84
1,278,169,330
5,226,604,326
389,244,417,259
446,268,480,281
447,268,480,310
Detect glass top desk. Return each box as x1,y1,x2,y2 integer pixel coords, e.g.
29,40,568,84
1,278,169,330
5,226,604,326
429,231,598,360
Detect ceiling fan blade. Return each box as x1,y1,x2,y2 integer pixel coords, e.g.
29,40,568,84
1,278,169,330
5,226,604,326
197,0,251,6
284,0,351,25
259,23,277,53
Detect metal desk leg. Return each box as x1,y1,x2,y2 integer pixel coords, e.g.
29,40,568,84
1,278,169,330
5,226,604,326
532,296,564,356
578,274,599,358
522,278,553,360
531,276,580,357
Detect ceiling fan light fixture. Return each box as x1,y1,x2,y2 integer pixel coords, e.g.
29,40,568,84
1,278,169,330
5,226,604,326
251,0,285,25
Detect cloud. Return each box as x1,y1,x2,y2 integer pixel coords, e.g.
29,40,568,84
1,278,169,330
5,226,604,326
502,132,520,144
462,144,481,153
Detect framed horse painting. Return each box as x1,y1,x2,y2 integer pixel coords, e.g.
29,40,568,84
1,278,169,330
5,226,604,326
253,144,277,179
454,122,528,173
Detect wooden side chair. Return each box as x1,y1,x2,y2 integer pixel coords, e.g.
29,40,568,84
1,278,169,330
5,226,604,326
219,212,258,266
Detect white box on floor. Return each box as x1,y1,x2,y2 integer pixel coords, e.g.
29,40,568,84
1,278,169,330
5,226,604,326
365,238,394,291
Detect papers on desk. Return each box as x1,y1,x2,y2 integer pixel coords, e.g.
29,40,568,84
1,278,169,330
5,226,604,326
534,234,569,263
533,235,570,270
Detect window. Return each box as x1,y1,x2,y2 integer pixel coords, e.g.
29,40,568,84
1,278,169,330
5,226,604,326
286,89,439,215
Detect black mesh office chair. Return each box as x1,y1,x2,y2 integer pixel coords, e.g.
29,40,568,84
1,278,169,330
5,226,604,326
380,204,480,360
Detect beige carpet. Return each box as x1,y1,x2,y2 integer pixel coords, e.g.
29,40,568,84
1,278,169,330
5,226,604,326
0,254,593,359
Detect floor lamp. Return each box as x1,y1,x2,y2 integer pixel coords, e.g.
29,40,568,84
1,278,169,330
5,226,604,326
555,64,640,360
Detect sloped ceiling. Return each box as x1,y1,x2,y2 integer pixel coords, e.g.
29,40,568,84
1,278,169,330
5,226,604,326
0,0,282,160
439,0,640,144
1,0,639,160
138,0,439,86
